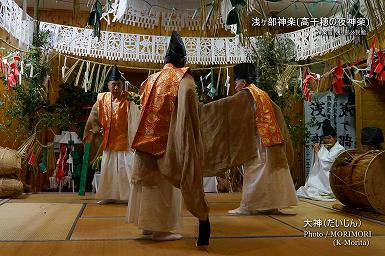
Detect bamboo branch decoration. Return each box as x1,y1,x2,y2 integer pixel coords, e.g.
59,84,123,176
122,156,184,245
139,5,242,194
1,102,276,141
275,65,296,95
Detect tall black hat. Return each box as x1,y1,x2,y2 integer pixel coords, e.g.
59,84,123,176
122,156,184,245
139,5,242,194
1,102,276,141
322,119,337,137
165,31,186,59
234,63,258,82
107,65,123,82
361,127,384,145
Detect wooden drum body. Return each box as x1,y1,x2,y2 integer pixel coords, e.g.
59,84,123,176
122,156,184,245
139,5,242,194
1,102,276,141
330,149,385,214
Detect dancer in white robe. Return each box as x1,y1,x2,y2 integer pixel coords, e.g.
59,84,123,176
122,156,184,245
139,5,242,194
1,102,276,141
227,63,298,215
84,66,133,203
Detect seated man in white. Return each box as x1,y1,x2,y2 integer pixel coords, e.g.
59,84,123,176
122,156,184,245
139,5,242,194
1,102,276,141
297,119,345,201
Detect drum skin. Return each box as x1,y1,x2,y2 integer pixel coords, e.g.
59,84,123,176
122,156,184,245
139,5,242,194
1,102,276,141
330,149,385,214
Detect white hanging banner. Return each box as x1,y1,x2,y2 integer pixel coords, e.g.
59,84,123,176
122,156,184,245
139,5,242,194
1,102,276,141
304,91,356,176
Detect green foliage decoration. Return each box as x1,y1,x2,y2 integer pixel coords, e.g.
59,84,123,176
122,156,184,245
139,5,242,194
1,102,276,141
1,31,52,138
251,33,309,148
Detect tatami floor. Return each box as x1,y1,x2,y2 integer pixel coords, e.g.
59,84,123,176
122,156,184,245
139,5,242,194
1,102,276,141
1,193,385,256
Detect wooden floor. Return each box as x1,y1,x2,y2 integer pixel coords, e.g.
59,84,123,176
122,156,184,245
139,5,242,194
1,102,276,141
1,193,385,256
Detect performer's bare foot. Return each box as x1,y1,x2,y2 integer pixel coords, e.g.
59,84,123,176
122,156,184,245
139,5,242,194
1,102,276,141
151,232,182,241
228,206,251,215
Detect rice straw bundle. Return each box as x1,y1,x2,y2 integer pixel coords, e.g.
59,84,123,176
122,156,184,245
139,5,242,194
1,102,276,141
0,146,22,175
0,178,23,198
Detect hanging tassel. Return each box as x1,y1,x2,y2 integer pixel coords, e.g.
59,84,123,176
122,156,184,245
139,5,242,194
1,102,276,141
98,65,111,92
125,81,129,91
62,56,67,80
368,35,377,78
333,58,344,94
19,59,24,85
63,59,80,83
87,0,103,38
82,61,90,92
74,61,85,87
0,56,3,73
39,148,48,174
167,7,176,29
18,70,22,85
94,64,101,92
216,67,222,97
87,63,96,91
203,4,214,29
97,65,107,92
29,64,33,78
28,151,37,166
20,60,24,75
225,67,230,96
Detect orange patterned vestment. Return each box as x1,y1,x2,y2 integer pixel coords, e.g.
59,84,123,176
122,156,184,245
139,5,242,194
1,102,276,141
245,84,284,147
132,63,189,156
98,91,129,151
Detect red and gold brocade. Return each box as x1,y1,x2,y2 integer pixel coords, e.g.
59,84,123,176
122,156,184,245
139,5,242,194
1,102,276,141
245,84,284,147
132,63,189,156
97,92,129,151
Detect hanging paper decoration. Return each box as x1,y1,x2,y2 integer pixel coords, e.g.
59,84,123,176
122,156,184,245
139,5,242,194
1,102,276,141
332,58,344,94
207,68,216,98
7,72,17,89
226,0,246,34
347,0,367,45
302,68,320,102
199,70,216,99
27,150,36,165
101,0,114,25
88,0,103,38
82,61,90,92
365,35,385,85
39,148,47,173
1,53,22,89
225,67,230,96
112,0,128,22
61,55,67,79
56,144,68,182
367,36,377,79
216,67,222,96
374,49,385,82
207,83,216,98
